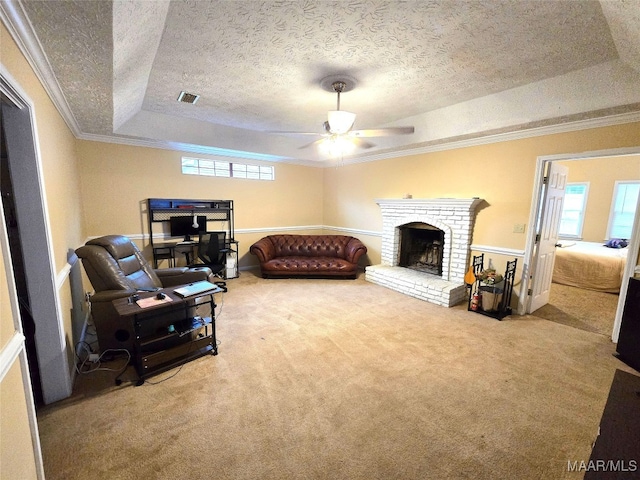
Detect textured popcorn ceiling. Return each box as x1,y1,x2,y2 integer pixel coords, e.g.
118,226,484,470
14,0,640,163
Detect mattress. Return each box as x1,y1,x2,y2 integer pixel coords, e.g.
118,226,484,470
553,241,628,293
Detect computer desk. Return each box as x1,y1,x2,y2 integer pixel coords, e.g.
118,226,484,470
152,241,197,267
152,239,239,278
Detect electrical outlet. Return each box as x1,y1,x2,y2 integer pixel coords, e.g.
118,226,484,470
513,223,526,233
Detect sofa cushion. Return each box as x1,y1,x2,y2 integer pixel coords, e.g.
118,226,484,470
271,235,352,258
261,256,358,276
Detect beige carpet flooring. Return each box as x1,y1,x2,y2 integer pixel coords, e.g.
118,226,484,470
531,283,620,337
37,271,637,480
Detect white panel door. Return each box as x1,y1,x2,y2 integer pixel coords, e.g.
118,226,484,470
529,162,568,313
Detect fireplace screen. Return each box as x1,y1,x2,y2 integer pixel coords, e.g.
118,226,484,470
398,222,445,275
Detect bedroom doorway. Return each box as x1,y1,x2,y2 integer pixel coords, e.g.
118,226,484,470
523,147,640,342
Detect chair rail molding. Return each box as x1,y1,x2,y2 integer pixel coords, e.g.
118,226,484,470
470,244,526,257
0,331,25,381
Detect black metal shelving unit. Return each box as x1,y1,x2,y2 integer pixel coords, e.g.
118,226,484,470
148,198,234,240
467,253,517,320
147,198,237,277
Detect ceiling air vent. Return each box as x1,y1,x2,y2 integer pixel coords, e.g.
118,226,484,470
177,91,200,104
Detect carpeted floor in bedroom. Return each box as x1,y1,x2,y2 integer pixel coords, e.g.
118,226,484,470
530,283,619,337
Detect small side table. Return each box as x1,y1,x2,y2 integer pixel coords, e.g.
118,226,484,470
112,284,222,385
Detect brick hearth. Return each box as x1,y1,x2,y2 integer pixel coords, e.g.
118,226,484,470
365,198,483,307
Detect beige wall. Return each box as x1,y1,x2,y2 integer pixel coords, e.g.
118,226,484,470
75,123,640,272
558,155,640,242
324,124,640,265
75,141,324,267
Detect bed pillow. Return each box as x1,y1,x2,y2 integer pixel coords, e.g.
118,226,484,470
604,238,628,248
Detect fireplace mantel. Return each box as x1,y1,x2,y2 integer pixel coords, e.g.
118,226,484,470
366,197,483,307
375,197,483,209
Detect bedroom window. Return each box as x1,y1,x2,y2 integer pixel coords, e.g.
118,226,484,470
559,183,589,238
181,157,274,180
607,181,640,240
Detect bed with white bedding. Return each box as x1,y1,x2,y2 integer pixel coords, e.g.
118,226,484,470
553,241,628,293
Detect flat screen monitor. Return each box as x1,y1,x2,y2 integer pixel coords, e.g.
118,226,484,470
169,215,207,242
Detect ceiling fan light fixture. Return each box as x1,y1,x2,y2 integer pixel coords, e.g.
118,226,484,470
327,110,356,134
320,135,357,158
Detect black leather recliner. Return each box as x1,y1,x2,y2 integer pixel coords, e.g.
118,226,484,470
75,235,213,352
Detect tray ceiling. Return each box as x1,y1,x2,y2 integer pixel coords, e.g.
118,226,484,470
5,0,640,165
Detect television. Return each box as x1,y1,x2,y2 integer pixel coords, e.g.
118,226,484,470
169,215,207,242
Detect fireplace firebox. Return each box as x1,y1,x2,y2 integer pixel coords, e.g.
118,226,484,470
399,222,445,276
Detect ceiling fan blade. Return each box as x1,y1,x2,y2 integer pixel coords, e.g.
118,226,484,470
351,137,375,149
349,126,415,138
267,131,323,136
308,135,375,152
298,138,327,149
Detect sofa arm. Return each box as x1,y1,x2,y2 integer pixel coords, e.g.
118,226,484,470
250,237,276,263
156,266,213,287
90,289,136,304
345,238,367,264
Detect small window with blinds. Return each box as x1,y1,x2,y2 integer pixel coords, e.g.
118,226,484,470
181,157,274,181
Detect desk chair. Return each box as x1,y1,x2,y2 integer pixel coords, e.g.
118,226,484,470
153,245,175,267
193,231,228,289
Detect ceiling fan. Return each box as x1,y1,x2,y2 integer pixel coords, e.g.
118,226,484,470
272,78,415,152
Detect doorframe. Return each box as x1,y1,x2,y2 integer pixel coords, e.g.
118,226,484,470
1,65,72,403
521,146,640,342
0,193,45,479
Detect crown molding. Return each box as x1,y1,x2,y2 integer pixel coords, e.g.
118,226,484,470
78,109,640,168
3,0,639,168
77,109,640,168
340,110,640,166
76,132,316,166
0,0,81,136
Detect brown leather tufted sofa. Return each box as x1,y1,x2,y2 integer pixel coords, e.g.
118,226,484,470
249,234,367,279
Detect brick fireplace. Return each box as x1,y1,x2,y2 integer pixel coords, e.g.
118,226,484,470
365,198,483,307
